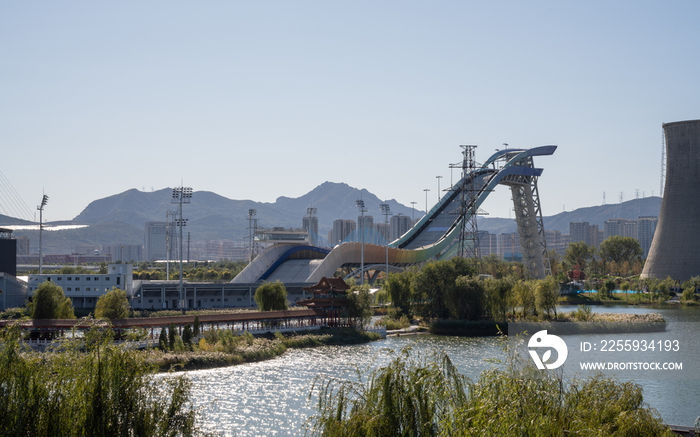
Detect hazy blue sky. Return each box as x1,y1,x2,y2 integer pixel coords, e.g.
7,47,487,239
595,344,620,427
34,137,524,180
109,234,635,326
2,1,698,223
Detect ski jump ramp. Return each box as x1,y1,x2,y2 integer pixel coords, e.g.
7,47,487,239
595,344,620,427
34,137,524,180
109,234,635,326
232,146,556,284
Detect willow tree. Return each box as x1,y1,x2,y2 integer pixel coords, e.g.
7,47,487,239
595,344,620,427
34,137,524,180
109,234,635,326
30,281,75,319
94,287,130,319
254,281,288,311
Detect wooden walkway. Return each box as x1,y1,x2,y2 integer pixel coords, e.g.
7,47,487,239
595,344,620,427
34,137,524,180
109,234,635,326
0,309,341,339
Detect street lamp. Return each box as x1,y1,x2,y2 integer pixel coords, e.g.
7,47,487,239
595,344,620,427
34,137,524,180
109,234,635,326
356,199,367,285
380,202,392,283
172,186,192,313
436,176,443,202
37,194,48,274
423,189,430,214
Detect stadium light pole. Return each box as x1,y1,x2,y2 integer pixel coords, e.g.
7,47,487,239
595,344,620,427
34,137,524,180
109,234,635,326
37,194,48,274
380,202,392,283
247,209,257,263
423,189,430,214
436,176,443,201
172,186,192,314
410,201,417,222
356,199,367,285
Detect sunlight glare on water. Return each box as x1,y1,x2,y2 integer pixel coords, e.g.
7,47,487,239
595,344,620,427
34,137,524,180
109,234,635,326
187,335,504,436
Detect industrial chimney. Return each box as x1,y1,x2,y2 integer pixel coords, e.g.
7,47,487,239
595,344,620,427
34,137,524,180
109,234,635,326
641,119,700,281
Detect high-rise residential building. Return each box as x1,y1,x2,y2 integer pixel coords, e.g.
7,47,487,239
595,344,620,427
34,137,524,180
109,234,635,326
390,214,412,241
332,219,356,245
302,216,319,245
357,215,374,232
637,216,658,257
302,216,318,236
544,230,565,256
604,218,637,240
144,222,168,262
477,231,498,257
569,222,600,247
374,223,390,242
498,232,522,261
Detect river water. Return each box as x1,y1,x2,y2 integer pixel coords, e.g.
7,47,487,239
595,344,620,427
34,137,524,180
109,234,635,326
186,305,700,436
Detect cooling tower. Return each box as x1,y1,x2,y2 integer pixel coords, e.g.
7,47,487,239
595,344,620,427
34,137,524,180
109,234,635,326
641,119,700,281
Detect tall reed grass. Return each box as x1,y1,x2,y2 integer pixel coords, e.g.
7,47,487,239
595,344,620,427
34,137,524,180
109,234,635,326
304,340,674,436
0,324,208,436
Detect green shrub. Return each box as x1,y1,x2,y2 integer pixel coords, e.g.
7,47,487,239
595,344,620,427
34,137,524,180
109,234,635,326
572,304,593,321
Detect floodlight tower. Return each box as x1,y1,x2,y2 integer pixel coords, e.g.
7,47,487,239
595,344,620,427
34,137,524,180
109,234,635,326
423,189,430,214
356,199,367,285
172,185,192,313
410,201,417,222
380,202,392,282
436,176,443,201
37,194,48,274
247,209,257,263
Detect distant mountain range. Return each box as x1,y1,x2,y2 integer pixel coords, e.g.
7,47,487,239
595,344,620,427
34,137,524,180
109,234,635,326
0,182,662,255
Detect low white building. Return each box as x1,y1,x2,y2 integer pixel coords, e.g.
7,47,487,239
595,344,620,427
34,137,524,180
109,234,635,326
28,264,133,310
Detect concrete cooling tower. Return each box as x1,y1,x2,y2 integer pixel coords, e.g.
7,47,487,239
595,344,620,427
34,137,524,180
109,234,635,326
641,119,700,281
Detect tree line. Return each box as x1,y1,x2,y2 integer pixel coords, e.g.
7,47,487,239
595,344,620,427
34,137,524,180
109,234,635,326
383,257,560,323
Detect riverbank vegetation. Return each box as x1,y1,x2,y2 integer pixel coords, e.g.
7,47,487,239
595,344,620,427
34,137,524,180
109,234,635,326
0,324,208,436
304,344,675,437
148,326,381,371
382,258,560,326
378,257,669,336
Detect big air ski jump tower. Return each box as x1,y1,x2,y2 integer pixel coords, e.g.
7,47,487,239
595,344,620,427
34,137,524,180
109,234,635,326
642,119,700,281
233,145,557,284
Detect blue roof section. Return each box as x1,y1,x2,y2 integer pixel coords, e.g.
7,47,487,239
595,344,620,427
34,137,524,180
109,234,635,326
259,245,331,281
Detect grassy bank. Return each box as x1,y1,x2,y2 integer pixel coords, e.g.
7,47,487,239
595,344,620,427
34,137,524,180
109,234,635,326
146,328,381,372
